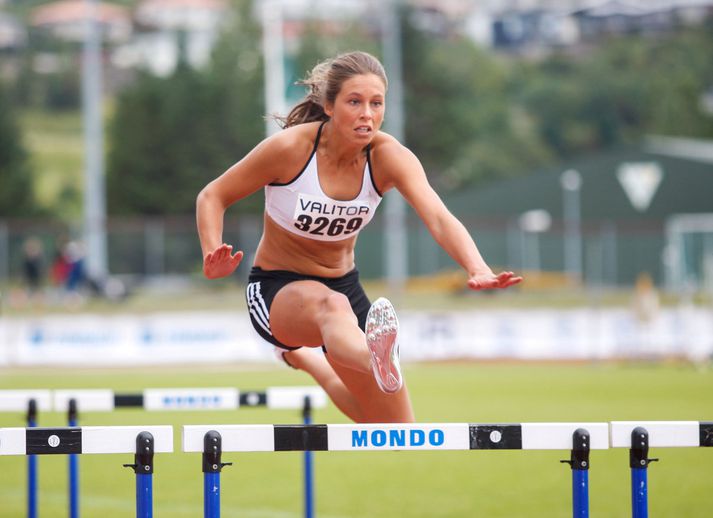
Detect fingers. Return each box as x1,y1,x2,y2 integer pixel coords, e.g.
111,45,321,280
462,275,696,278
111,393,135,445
467,271,523,290
203,244,243,279
231,250,244,265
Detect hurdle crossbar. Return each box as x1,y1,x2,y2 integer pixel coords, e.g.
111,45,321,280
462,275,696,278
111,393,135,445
183,422,610,452
610,421,713,518
51,386,328,411
0,390,53,412
610,421,713,448
0,426,173,455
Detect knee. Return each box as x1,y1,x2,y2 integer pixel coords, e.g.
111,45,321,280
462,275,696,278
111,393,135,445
319,292,357,322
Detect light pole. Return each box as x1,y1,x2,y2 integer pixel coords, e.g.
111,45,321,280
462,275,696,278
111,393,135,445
82,0,108,282
381,0,408,297
560,169,582,284
260,0,287,137
519,209,552,272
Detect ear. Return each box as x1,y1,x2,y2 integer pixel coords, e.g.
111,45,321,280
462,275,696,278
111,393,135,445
324,101,334,118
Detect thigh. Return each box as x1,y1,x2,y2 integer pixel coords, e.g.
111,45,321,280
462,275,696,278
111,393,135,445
325,354,414,423
269,280,346,348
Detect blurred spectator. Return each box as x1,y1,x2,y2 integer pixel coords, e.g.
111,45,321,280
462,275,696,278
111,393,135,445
22,237,44,294
63,240,86,292
10,237,47,307
50,242,71,288
632,272,660,323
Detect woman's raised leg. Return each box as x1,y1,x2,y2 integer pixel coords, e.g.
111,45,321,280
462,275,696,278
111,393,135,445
269,280,372,373
282,347,363,422
268,280,413,423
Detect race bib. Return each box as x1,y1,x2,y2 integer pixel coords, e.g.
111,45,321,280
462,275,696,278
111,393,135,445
292,193,371,239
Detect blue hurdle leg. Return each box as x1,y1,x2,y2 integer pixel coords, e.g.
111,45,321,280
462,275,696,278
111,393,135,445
572,469,589,518
27,399,38,518
303,396,314,518
124,432,155,518
68,399,79,518
631,467,648,518
136,474,153,518
69,454,79,518
28,454,37,518
561,428,590,518
629,427,657,518
202,430,231,518
204,472,220,518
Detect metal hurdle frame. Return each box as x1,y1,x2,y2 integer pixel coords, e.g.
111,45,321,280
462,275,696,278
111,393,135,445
29,387,325,518
0,390,52,518
610,421,713,518
0,425,173,518
183,422,611,518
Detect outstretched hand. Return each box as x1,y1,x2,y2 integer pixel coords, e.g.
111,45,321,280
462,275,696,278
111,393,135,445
203,243,243,279
467,270,522,291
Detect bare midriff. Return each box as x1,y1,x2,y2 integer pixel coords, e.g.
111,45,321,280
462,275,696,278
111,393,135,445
253,213,358,277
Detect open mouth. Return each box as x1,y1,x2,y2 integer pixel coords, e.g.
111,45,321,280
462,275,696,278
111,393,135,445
355,126,372,134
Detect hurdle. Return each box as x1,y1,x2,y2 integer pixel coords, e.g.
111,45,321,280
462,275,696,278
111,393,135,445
610,421,713,518
51,387,326,518
183,422,610,517
0,425,173,518
0,390,52,518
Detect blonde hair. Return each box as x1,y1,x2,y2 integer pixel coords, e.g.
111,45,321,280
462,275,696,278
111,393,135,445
278,51,388,128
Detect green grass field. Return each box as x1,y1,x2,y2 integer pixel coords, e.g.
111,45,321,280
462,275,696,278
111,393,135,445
0,362,711,517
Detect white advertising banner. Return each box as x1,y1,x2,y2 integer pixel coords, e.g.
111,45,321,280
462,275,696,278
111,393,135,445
1,307,711,366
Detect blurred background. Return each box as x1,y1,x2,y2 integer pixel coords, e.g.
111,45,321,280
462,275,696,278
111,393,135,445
2,0,713,366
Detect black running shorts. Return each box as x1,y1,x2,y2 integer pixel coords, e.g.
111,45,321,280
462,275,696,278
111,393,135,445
245,266,372,350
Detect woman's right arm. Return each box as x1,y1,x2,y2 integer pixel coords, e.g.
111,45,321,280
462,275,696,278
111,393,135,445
196,130,302,278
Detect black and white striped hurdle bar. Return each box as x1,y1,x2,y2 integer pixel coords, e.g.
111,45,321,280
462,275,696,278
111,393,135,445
610,421,713,448
183,423,610,452
0,390,53,412
0,426,173,455
0,387,327,412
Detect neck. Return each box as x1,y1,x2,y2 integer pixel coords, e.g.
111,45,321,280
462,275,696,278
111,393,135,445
320,121,367,164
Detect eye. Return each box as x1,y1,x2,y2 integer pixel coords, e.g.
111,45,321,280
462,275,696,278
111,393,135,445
371,101,383,107
348,99,360,106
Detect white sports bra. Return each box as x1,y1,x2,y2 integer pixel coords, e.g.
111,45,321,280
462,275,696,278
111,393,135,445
264,122,383,242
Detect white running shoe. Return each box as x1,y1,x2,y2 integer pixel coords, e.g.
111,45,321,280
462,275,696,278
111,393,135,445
365,297,403,394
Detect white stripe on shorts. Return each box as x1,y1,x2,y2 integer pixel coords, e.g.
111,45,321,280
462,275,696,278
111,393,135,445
247,282,272,335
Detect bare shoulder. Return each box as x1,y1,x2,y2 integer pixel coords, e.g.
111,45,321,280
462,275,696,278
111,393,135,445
251,122,322,182
369,131,425,192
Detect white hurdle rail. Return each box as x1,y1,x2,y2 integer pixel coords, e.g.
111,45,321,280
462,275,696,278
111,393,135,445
610,421,713,518
610,421,713,448
0,425,173,456
183,422,610,452
0,390,53,413
0,425,173,518
52,386,328,411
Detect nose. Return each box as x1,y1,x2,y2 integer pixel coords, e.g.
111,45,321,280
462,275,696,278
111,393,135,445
360,105,373,120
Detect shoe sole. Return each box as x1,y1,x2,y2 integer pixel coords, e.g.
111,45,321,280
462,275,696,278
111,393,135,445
366,297,403,394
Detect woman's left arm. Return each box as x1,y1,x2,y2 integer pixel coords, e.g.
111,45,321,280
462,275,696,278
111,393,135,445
379,141,522,290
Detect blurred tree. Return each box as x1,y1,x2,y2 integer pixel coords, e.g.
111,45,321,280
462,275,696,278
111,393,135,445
0,83,35,217
107,0,265,215
401,11,551,189
514,25,713,159
103,5,713,216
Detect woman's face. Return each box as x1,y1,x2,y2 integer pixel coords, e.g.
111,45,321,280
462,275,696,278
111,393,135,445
325,73,386,145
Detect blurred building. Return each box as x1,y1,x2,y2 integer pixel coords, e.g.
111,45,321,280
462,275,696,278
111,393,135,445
0,12,26,50
0,12,26,80
442,136,713,289
30,0,132,43
113,0,232,76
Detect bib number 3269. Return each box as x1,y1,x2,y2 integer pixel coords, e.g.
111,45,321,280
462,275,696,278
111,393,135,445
294,215,363,237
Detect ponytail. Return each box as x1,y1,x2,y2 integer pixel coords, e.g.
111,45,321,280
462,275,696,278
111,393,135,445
276,61,330,128
273,52,387,129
